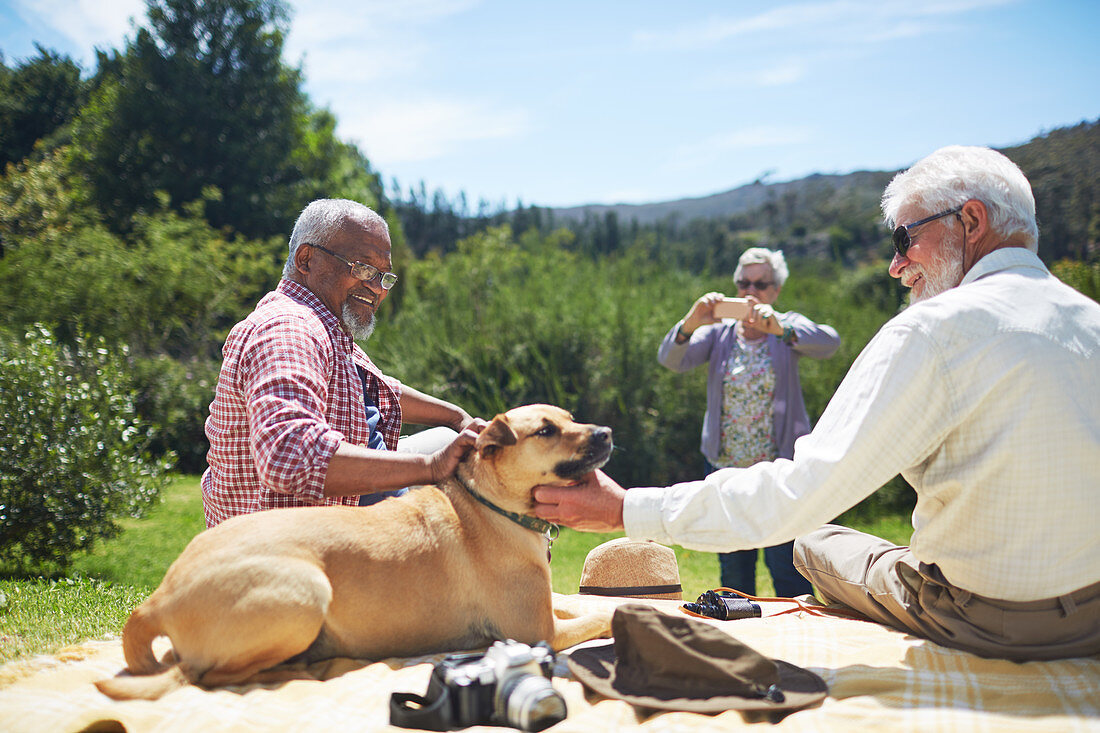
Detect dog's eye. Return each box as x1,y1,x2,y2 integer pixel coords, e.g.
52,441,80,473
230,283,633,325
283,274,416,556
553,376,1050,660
534,424,558,438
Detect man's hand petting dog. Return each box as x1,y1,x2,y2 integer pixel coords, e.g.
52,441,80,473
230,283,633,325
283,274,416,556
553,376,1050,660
428,419,487,484
533,469,627,533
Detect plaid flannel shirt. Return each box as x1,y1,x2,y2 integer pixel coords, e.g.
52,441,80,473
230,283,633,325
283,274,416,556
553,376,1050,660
201,279,402,527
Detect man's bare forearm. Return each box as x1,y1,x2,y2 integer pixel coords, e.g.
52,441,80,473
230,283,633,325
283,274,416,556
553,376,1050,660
322,443,434,497
399,386,473,430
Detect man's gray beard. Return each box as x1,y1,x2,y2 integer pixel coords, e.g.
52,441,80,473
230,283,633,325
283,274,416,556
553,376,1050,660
910,245,965,304
341,302,376,341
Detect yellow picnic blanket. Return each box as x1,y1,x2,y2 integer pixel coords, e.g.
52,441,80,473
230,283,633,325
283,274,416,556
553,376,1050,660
1,594,1098,732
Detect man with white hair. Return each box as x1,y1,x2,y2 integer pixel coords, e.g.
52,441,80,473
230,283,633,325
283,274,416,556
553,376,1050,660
534,147,1100,660
202,199,483,527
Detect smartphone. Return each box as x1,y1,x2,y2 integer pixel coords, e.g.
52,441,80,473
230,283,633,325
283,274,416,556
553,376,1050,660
713,298,751,320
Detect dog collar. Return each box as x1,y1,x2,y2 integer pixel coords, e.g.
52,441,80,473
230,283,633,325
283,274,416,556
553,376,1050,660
454,474,559,540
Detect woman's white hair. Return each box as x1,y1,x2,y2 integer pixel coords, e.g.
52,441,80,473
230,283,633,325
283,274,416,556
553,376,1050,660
734,247,789,287
282,199,389,278
881,146,1038,253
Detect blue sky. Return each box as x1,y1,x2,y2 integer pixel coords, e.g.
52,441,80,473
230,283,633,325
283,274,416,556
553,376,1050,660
2,1,1097,209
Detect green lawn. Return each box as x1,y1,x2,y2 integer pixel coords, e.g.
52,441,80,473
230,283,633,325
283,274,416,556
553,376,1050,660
0,476,913,665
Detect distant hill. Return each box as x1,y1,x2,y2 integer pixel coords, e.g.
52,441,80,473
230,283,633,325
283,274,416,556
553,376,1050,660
545,170,896,227
393,120,1096,264
539,119,1098,264
545,121,1095,264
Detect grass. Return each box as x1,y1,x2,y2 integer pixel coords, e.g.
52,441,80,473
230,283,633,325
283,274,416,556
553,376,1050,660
0,475,913,666
68,474,208,589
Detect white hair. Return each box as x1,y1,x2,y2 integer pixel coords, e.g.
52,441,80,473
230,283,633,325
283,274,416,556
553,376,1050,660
734,247,789,287
282,199,390,278
881,146,1038,253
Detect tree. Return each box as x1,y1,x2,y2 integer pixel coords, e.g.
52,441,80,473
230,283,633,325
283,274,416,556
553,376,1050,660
72,0,309,238
0,45,86,169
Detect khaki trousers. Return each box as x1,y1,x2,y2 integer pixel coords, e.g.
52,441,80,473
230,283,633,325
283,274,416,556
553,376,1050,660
793,524,1100,661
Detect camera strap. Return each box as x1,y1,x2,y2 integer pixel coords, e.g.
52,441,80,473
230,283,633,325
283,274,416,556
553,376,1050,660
390,689,453,731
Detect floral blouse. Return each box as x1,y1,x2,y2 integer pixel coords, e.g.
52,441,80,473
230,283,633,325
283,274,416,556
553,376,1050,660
715,331,779,468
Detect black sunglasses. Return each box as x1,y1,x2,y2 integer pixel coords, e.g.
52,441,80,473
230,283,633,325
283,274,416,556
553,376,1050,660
307,242,398,290
892,205,963,257
736,279,775,291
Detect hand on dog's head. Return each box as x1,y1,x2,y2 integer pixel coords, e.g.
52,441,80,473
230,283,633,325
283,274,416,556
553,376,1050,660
476,417,518,459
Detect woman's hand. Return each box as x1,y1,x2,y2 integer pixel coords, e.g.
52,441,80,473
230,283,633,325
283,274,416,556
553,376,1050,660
743,296,785,337
682,291,726,334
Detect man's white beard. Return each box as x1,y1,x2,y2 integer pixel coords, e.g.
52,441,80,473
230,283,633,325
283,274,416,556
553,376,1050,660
910,245,965,304
341,302,376,340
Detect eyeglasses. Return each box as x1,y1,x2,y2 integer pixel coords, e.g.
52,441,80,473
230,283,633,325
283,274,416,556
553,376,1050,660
892,205,963,257
736,279,775,291
307,242,398,290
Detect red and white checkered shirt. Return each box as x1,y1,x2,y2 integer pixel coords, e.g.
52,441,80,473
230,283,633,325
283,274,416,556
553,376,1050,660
201,279,402,527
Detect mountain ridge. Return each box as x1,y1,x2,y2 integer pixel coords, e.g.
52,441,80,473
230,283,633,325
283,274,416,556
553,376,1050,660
544,169,898,226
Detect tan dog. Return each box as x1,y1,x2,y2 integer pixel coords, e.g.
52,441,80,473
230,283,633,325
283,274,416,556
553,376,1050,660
96,405,614,700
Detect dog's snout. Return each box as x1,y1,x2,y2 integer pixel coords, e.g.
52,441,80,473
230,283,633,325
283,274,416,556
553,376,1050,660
591,427,612,444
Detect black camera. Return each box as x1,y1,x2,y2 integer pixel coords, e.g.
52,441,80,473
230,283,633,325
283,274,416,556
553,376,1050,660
390,639,566,732
684,589,762,620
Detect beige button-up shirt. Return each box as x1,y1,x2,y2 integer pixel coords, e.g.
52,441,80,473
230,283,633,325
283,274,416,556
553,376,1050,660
626,248,1100,601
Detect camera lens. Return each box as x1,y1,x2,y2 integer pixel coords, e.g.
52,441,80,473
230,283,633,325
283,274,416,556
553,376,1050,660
496,674,567,732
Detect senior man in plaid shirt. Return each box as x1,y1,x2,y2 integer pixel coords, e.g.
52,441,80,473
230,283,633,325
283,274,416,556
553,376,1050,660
202,199,484,527
533,147,1100,661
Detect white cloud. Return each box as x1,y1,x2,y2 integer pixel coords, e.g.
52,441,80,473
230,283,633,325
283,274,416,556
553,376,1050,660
337,97,529,164
286,0,480,73
633,2,851,49
291,0,481,31
751,60,807,87
696,59,809,91
668,124,814,171
633,0,1019,50
283,1,528,168
12,0,143,58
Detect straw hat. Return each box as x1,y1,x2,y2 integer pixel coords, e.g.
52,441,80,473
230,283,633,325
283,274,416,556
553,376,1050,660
578,538,682,601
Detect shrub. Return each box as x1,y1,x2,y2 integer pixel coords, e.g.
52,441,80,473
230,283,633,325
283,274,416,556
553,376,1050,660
1051,258,1100,302
130,355,218,474
0,327,174,575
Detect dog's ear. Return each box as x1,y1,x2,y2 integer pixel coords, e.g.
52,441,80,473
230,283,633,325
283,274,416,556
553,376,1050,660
476,415,517,458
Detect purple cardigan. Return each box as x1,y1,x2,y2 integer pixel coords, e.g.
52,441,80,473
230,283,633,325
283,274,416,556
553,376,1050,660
658,312,840,464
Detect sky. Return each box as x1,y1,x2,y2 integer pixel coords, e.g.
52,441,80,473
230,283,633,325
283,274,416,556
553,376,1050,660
1,0,1098,209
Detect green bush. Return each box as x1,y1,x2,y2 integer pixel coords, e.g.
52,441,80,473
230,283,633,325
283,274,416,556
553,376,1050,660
0,327,174,576
130,355,218,474
1052,258,1100,302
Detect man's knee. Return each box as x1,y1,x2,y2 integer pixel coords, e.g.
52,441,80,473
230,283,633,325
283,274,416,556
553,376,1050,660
793,524,842,568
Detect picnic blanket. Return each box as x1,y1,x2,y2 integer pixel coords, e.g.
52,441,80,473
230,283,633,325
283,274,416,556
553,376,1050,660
2,593,1098,732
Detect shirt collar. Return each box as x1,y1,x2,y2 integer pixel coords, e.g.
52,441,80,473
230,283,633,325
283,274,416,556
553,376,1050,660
960,246,1047,287
276,278,355,352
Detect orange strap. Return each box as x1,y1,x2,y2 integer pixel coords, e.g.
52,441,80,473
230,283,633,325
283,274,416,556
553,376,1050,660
680,586,871,622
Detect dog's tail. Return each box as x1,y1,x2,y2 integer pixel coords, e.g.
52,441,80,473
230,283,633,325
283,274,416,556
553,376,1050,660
95,600,190,700
119,601,167,674
94,664,190,701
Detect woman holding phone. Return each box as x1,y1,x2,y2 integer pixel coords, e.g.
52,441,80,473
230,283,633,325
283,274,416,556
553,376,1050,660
658,247,840,597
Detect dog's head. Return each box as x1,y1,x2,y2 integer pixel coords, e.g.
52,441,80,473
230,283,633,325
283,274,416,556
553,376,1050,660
468,405,613,504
